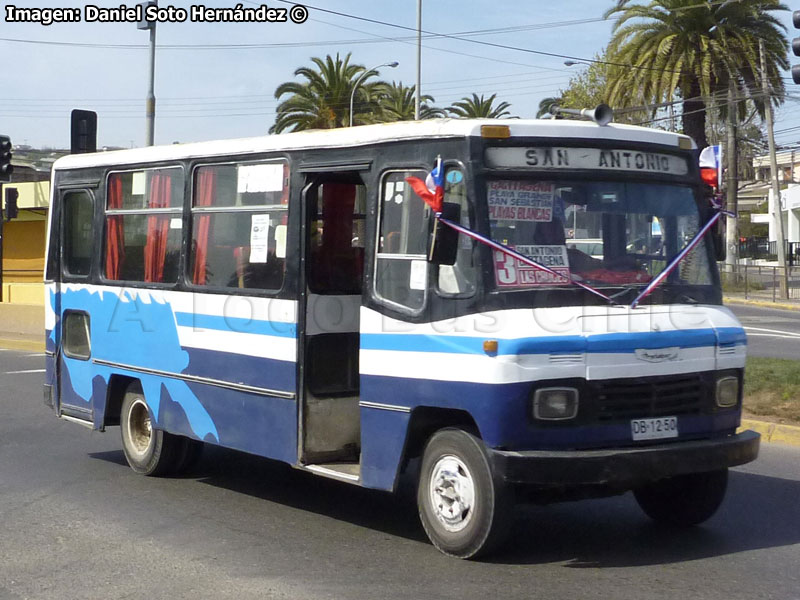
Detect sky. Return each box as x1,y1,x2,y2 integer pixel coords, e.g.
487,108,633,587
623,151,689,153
1,0,799,150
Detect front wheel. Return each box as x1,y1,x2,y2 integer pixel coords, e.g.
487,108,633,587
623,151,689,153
634,469,728,527
417,429,512,559
120,382,179,476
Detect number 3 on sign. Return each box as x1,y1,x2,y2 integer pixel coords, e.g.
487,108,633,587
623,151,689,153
495,251,517,285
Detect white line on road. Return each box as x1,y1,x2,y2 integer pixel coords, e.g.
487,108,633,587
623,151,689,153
25,353,46,357
746,332,800,340
744,326,800,339
4,369,46,374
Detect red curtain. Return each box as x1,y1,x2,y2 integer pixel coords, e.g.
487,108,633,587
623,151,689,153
144,172,172,283
105,175,125,280
192,169,217,285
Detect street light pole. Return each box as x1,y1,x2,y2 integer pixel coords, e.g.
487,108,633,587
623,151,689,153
349,61,399,127
138,1,157,146
415,0,422,120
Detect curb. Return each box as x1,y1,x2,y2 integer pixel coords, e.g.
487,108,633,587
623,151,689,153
724,296,800,311
740,418,800,448
0,337,46,352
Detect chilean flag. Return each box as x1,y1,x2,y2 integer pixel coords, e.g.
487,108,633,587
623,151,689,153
407,156,444,213
699,145,722,189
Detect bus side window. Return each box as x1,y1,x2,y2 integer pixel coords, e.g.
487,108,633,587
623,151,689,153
104,167,184,284
63,190,94,277
189,161,288,291
437,167,476,296
375,170,428,312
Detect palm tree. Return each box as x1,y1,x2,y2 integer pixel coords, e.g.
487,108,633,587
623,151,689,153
605,0,789,148
380,82,444,121
270,53,387,133
536,97,562,118
447,94,513,119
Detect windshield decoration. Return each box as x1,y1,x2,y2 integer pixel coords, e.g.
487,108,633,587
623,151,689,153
629,211,722,308
437,215,614,302
699,145,723,189
406,156,444,213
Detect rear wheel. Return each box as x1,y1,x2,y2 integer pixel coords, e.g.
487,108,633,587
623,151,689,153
417,429,512,558
120,383,179,476
634,469,728,526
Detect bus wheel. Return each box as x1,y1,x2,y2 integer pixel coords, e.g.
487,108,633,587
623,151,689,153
634,469,728,527
120,383,178,476
417,429,512,559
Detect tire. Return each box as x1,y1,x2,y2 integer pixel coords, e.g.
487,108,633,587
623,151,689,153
120,382,179,476
634,469,729,527
417,428,513,559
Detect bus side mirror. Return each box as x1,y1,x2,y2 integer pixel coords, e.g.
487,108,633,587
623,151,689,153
427,202,461,265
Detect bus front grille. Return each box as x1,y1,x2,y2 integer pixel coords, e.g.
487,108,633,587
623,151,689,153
590,374,707,422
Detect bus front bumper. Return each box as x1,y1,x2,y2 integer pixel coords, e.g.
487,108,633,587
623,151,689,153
490,430,760,488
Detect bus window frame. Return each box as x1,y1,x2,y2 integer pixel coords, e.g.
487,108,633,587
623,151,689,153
185,156,291,296
433,159,478,301
60,188,97,281
99,164,186,288
373,167,431,317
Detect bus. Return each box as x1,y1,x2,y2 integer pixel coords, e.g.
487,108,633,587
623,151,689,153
44,115,759,558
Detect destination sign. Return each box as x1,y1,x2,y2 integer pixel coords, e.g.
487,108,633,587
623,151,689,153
485,147,689,176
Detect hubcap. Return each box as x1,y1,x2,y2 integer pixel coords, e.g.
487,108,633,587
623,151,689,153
429,455,475,532
127,398,153,457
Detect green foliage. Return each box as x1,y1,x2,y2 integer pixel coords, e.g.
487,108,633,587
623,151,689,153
744,357,800,424
605,0,790,148
270,53,388,133
447,94,513,119
379,82,444,122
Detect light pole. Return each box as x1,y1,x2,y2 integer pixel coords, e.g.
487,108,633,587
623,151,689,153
564,60,591,68
138,1,157,146
349,61,398,127
416,0,422,120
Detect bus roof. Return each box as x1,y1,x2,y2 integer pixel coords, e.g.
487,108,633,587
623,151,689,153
53,118,696,171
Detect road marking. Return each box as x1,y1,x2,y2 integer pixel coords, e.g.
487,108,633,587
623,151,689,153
743,326,800,339
26,353,46,357
4,369,46,374
746,332,800,340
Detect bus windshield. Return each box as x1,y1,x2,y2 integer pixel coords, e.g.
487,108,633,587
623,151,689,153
487,179,714,294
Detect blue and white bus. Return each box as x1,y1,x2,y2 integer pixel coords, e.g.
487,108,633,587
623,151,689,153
44,115,759,558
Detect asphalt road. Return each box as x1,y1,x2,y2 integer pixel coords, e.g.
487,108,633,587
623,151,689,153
727,303,800,359
2,349,800,600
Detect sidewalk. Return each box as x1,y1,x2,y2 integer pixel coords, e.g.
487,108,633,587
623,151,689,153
723,292,800,311
0,302,45,351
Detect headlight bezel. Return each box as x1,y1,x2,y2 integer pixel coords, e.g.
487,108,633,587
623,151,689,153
715,375,740,408
532,387,580,421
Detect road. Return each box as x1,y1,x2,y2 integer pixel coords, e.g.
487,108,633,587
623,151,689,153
2,348,800,600
727,303,800,359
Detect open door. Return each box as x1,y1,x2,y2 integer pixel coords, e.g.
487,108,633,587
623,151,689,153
299,172,367,478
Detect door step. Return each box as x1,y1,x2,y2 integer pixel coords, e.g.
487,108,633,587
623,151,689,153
305,462,360,482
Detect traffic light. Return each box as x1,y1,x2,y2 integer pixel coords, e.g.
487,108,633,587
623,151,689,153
793,10,800,84
4,187,19,220
0,135,12,181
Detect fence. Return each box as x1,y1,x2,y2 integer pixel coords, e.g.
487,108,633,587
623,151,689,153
740,238,800,266
720,263,800,302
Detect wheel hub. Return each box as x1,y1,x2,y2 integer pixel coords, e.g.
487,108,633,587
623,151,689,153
127,398,153,456
429,455,475,532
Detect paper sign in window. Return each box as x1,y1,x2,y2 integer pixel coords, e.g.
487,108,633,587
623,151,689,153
249,214,270,263
409,260,428,290
494,245,571,287
488,180,554,222
237,164,284,194
132,171,146,196
274,224,287,259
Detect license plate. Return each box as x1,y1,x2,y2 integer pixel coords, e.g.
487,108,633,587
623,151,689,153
631,416,678,441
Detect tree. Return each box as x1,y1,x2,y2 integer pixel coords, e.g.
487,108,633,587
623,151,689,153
379,82,444,121
447,93,513,119
270,53,387,133
604,0,790,148
536,97,561,118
